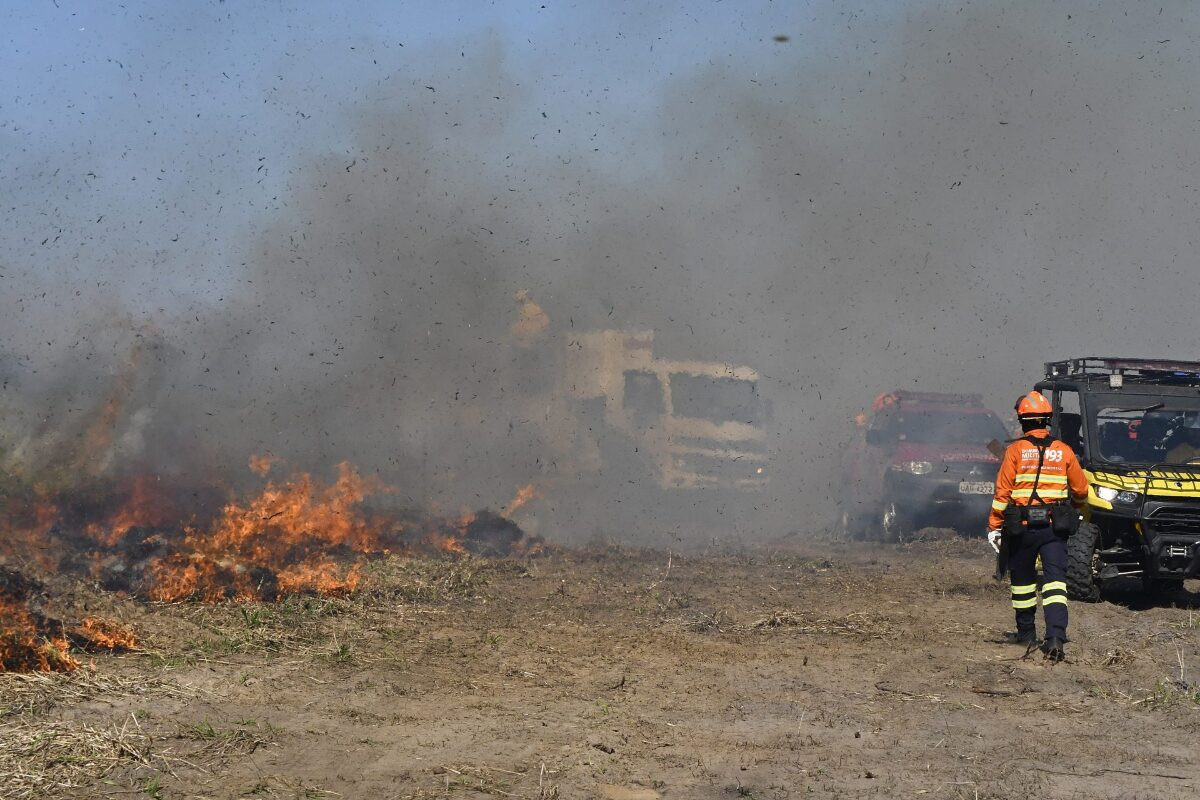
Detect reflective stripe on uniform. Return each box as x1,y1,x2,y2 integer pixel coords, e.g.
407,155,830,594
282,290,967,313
1041,579,1067,607
1011,582,1038,609
1010,487,1069,499
992,499,1008,511
1014,473,1068,484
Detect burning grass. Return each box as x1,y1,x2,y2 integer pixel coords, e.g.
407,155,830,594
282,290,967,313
0,568,77,674
0,457,540,672
2,461,539,601
0,598,77,674
0,566,145,674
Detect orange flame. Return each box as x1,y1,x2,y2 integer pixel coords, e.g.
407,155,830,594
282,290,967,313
3,455,541,610
148,462,391,602
248,453,279,477
85,475,174,548
503,483,538,516
0,599,78,673
76,617,140,651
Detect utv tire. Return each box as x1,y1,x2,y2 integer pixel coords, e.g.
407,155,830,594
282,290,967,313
1066,523,1102,602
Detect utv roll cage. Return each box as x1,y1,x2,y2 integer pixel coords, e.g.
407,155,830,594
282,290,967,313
1044,357,1200,387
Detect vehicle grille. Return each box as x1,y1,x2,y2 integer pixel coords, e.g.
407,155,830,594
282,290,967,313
1148,506,1200,536
671,436,768,454
674,452,767,485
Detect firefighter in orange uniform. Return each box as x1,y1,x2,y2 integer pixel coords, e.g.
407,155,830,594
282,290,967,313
987,391,1088,661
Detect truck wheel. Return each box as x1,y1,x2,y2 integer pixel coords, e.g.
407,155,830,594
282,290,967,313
1066,523,1102,602
880,500,910,543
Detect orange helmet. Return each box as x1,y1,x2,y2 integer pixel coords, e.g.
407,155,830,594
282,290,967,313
1014,390,1052,418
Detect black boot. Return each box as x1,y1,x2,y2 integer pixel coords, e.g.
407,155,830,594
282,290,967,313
1041,636,1065,662
1002,630,1038,646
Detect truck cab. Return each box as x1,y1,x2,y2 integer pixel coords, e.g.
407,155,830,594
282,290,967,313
565,330,769,491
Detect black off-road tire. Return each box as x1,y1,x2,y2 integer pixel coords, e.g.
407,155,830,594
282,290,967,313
1066,522,1102,602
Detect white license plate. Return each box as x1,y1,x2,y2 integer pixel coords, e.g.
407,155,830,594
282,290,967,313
958,481,994,495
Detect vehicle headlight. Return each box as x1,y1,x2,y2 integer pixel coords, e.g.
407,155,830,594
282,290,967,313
1096,486,1140,505
891,460,933,475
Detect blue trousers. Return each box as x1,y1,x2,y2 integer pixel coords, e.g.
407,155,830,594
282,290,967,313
1008,527,1068,640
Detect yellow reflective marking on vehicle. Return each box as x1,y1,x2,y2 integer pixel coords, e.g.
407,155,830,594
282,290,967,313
1088,469,1200,498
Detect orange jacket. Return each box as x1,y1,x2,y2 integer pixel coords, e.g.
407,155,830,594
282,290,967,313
988,428,1088,530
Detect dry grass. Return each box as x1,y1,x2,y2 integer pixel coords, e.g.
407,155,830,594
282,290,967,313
177,719,273,762
365,553,497,602
748,609,897,638
0,667,208,798
0,713,172,800
0,669,201,717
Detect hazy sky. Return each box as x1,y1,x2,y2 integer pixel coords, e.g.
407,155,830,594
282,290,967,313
2,1,826,308
4,1,1200,512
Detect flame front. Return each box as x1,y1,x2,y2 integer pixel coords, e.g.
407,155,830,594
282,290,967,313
0,598,78,674
85,474,175,548
76,617,140,651
148,462,388,602
0,456,543,672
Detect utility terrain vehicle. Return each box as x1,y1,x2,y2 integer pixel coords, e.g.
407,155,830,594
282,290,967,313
1038,358,1200,600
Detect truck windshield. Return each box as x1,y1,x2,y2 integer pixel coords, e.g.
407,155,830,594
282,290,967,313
1088,393,1200,465
669,374,763,426
889,411,1007,445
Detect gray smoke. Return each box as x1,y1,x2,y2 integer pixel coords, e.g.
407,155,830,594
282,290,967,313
3,2,1199,539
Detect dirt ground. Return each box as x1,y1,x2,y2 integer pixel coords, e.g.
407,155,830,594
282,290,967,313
5,535,1200,800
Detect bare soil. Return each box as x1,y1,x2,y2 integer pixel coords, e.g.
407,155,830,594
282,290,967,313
5,537,1200,799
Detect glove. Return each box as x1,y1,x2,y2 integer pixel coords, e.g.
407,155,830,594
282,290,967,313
987,530,1002,554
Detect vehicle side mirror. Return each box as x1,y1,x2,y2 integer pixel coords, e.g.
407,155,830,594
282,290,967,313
866,429,887,447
